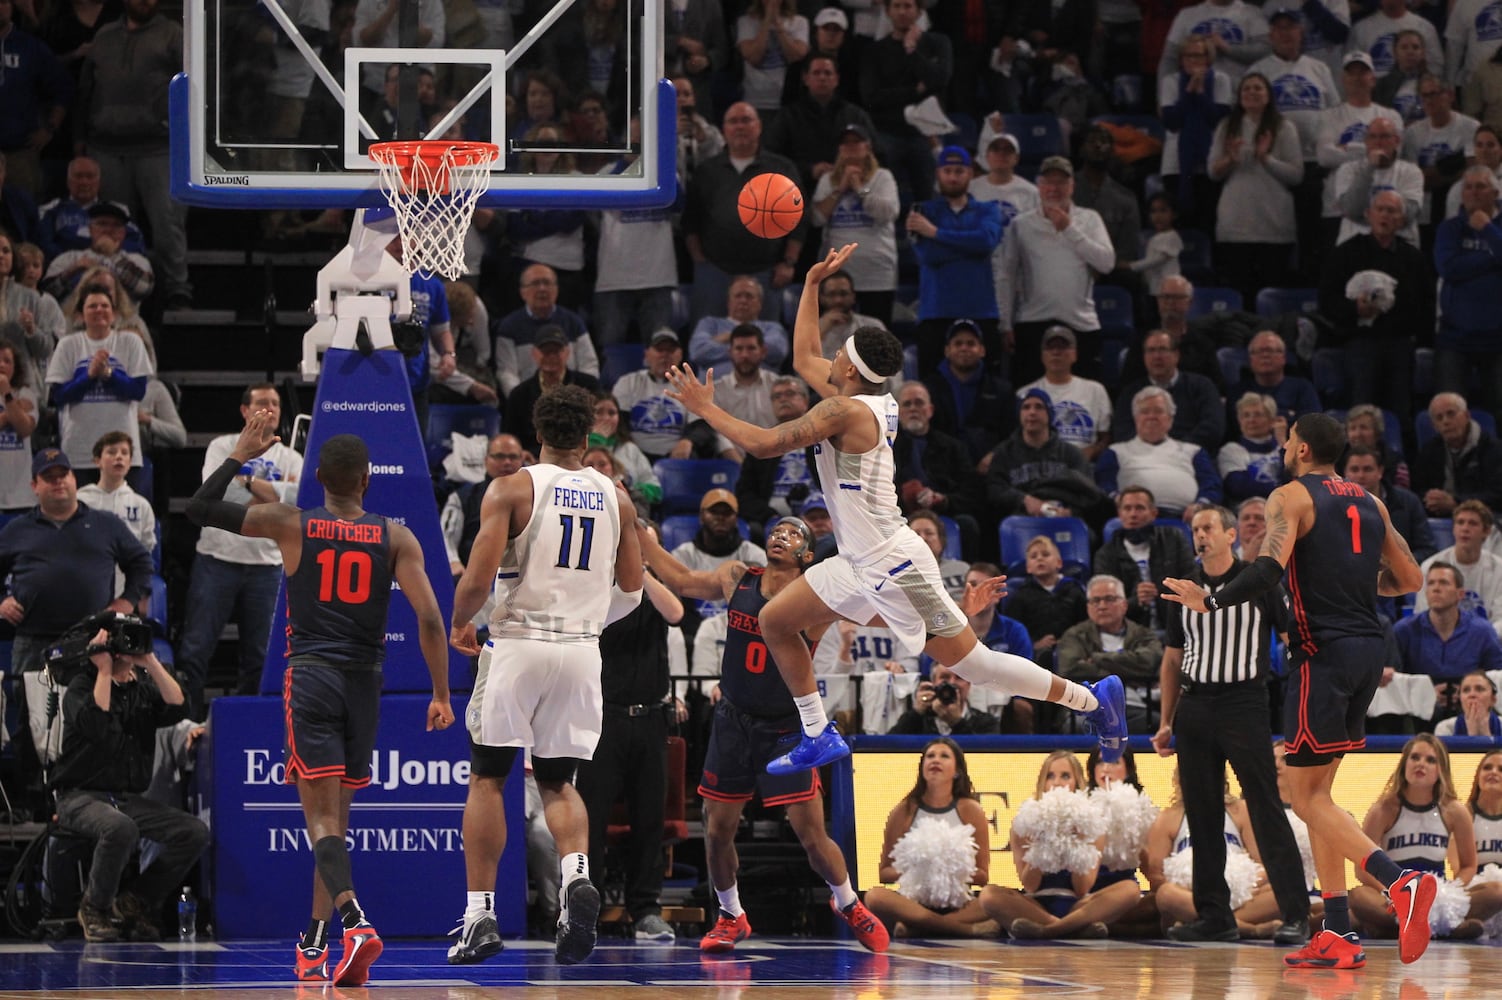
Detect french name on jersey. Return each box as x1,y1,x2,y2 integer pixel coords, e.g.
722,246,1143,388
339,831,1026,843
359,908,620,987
305,519,384,543
552,485,607,511
727,608,762,635
1320,478,1365,497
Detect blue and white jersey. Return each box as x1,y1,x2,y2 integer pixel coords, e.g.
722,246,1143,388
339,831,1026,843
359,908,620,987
1172,810,1247,855
813,393,905,564
1382,799,1450,875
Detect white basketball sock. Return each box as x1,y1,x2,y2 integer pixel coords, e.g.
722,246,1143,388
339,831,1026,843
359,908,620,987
793,692,829,737
716,884,744,917
560,852,589,887
465,890,493,921
951,643,1098,711
828,878,858,911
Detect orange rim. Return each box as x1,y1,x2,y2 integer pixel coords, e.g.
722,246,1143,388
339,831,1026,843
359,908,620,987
369,140,500,192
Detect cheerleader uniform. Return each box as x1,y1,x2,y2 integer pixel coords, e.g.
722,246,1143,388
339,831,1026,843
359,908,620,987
1173,811,1246,855
1380,799,1450,876
1473,808,1502,872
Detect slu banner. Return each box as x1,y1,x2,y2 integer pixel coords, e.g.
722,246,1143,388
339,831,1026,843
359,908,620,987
203,695,526,937
260,345,471,694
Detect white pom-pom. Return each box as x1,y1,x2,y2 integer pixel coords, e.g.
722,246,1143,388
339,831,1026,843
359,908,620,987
1162,847,1265,909
1013,787,1105,875
1093,783,1159,872
1284,807,1317,891
1469,864,1502,939
1430,877,1472,937
891,817,978,911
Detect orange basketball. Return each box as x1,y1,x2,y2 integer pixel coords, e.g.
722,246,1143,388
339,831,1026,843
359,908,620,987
738,172,803,239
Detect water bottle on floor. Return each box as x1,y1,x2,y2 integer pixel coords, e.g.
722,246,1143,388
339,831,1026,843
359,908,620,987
178,887,197,942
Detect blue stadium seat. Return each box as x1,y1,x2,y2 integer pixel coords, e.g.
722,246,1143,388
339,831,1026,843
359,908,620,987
670,285,691,332
600,343,644,389
946,111,980,153
1189,286,1242,318
1255,287,1319,319
1413,347,1435,398
1006,114,1067,172
659,513,750,551
1311,348,1348,407
653,459,741,514
903,344,919,381
1416,408,1497,449
937,515,963,561
1099,327,1132,391
1177,228,1213,281
1092,285,1135,331
153,637,174,668
147,573,169,637
1217,346,1248,388
1429,517,1454,552
999,515,1092,577
425,404,501,463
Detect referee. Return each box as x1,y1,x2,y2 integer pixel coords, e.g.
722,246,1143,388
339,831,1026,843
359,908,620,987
1151,505,1310,944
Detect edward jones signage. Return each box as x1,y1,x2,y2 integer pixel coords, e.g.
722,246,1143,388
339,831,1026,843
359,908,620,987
204,694,525,937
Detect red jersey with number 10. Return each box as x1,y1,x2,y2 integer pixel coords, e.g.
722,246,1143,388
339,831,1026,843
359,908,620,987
1285,473,1384,655
286,507,394,667
719,567,812,719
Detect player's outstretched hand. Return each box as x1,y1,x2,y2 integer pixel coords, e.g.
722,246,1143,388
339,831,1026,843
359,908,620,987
806,243,857,285
1159,577,1210,613
663,363,715,414
427,696,455,732
959,574,1006,616
231,409,280,464
450,621,480,656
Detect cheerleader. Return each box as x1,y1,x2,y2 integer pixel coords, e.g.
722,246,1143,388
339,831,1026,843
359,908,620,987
1148,766,1285,937
1086,747,1161,935
1460,749,1502,930
978,751,1142,939
864,738,995,937
1350,734,1485,939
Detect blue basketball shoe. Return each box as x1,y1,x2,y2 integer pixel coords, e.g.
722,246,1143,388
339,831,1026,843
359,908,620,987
1081,675,1128,763
767,723,849,774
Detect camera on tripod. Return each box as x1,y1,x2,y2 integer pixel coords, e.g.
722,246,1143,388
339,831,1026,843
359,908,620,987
44,611,153,686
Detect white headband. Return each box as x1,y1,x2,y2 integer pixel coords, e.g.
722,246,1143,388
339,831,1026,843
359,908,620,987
844,335,882,384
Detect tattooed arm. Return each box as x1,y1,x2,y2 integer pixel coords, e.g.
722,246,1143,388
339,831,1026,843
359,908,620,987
663,363,862,459
1162,483,1310,613
1373,493,1424,597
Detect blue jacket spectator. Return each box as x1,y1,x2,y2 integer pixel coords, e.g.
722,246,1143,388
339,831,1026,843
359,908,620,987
1434,175,1502,405
1394,567,1502,683
1226,330,1322,429
37,157,147,260
0,22,73,195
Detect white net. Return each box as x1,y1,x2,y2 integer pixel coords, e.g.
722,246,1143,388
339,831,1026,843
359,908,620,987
370,142,500,280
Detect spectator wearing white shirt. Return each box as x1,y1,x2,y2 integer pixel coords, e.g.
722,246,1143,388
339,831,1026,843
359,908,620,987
712,325,779,431
1016,326,1113,462
1447,123,1502,218
1446,0,1502,91
688,275,790,371
1332,115,1424,244
1416,500,1502,639
1351,0,1443,78
1264,0,1352,81
1374,29,1431,123
1095,385,1223,518
592,117,681,348
995,157,1115,387
809,123,900,327
1160,0,1273,82
1316,51,1404,241
1402,74,1480,226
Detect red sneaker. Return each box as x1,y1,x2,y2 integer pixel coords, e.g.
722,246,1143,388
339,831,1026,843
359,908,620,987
700,910,752,953
294,942,328,982
1389,870,1437,964
832,899,890,953
332,923,383,986
1284,929,1366,969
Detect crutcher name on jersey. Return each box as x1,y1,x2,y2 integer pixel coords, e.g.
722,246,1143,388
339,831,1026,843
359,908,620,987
305,518,385,543
553,486,606,510
1320,478,1365,497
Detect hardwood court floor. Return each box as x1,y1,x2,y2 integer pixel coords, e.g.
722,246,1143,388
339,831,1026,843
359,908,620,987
0,936,1493,998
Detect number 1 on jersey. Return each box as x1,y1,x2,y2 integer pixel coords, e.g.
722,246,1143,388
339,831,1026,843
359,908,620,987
1346,504,1361,554
556,514,596,570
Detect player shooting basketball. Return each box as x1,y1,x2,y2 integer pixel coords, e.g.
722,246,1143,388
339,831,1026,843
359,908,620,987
663,243,1127,775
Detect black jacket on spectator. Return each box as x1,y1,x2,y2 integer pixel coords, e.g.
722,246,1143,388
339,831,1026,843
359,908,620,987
682,148,809,274
761,93,875,190
859,31,953,139
894,426,985,523
1001,575,1089,666
1317,231,1435,346
889,704,1000,735
984,430,1099,520
51,670,186,793
0,505,153,639
1411,424,1502,512
1093,525,1196,631
1119,322,1226,392
504,371,602,454
924,366,1015,464
735,446,819,533
1379,483,1438,563
1111,371,1226,452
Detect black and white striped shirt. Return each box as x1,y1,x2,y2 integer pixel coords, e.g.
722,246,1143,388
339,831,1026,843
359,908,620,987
1164,559,1290,685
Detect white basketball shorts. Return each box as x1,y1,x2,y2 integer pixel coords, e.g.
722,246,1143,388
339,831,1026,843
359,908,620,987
466,636,603,760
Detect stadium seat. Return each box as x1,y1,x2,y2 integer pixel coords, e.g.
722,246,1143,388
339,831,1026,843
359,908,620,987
999,515,1092,577
781,286,800,328
658,514,750,551
1429,517,1454,552
1311,348,1348,407
1177,228,1213,282
937,515,963,561
1092,285,1134,331
146,573,169,637
425,404,501,461
945,111,979,152
1217,346,1248,388
669,285,691,332
1416,408,1496,449
600,342,644,389
653,458,741,514
1255,287,1318,319
1413,347,1435,398
903,344,919,380
1006,113,1067,174
1099,328,1132,391
1189,286,1242,318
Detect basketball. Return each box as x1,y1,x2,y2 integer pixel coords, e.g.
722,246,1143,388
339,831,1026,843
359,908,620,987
739,172,803,239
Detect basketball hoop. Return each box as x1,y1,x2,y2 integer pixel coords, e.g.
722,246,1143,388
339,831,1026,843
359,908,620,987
369,140,500,280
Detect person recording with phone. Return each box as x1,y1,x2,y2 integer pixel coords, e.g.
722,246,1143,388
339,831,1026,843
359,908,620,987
890,662,1001,736
50,615,209,943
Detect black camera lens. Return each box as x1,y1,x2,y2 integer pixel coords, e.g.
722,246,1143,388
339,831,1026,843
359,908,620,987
934,681,959,705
